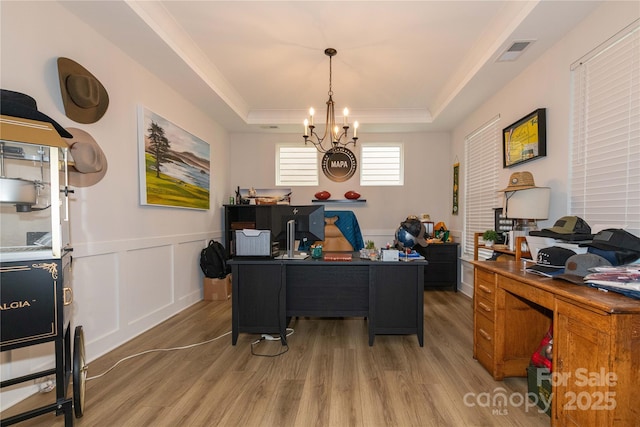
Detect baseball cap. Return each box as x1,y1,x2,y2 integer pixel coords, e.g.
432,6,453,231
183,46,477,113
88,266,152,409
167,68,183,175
400,217,428,247
529,216,593,241
579,229,640,256
554,253,612,285
586,246,639,266
526,246,576,277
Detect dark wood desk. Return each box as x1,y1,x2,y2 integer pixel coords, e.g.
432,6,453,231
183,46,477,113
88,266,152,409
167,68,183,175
229,254,426,346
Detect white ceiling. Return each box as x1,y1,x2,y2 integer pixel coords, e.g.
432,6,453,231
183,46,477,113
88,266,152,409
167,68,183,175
61,0,602,134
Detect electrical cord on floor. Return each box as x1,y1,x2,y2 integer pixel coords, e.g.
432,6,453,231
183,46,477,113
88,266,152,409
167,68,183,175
250,327,295,357
249,279,293,357
86,330,232,381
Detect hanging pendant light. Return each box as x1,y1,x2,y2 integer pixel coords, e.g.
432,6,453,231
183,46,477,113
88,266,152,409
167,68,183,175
303,48,359,153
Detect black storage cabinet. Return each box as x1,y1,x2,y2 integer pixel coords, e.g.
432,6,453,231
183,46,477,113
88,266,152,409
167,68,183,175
1,253,85,426
418,243,460,291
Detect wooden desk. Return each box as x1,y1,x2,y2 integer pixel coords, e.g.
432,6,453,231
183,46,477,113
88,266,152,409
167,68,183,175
471,261,640,426
229,254,425,346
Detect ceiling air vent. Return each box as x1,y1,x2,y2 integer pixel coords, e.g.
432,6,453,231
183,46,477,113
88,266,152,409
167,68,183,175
497,40,535,62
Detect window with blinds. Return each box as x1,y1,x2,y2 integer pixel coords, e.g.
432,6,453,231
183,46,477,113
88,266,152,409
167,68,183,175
464,115,501,257
276,145,319,186
360,143,403,186
570,21,640,235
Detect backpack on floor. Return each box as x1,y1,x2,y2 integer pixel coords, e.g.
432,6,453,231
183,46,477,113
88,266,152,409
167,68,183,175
200,240,230,279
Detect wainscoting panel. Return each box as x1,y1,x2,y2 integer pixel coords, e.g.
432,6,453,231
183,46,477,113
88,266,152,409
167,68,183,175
125,245,174,326
174,239,210,302
0,232,219,409
72,252,120,342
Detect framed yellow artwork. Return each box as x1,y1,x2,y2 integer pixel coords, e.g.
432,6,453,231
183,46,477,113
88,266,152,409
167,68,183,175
502,108,546,168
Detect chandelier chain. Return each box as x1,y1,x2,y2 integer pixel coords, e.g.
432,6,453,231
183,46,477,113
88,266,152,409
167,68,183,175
328,55,333,97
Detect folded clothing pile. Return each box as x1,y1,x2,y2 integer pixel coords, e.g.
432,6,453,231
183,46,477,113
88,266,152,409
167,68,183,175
545,228,640,299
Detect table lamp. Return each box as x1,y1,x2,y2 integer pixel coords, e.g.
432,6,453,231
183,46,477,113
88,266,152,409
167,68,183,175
504,187,551,233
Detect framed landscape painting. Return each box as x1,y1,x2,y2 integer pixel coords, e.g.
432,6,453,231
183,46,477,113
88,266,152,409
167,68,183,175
138,106,210,209
502,108,546,168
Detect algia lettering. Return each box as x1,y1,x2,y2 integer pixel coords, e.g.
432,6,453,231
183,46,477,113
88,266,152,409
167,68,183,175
0,300,32,310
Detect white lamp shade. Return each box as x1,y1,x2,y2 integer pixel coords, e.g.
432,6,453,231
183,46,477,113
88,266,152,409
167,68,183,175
505,187,550,219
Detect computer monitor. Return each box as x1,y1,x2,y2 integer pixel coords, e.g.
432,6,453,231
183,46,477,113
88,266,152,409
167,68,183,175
271,205,325,254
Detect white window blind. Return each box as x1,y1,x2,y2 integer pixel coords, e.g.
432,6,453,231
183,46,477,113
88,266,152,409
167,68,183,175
276,145,318,186
360,143,403,186
464,115,501,257
570,21,640,234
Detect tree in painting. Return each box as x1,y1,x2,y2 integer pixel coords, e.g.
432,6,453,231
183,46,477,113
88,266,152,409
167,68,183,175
147,121,170,177
139,107,210,210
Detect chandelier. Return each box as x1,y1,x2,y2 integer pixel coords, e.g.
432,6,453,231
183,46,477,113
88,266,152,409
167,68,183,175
303,48,359,153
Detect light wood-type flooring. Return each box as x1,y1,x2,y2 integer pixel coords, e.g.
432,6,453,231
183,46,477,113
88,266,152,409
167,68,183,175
2,291,550,426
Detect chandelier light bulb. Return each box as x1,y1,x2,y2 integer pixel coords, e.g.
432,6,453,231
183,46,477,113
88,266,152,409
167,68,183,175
343,108,349,125
309,107,315,126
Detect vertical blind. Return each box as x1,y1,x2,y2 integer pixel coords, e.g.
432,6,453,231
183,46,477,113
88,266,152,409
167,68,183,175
570,21,640,234
276,146,318,186
360,144,404,186
464,115,501,256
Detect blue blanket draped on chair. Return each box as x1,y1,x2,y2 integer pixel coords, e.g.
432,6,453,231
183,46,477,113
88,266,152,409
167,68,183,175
324,210,365,251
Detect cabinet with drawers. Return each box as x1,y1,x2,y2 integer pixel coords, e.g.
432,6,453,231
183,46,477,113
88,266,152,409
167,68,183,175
418,242,459,291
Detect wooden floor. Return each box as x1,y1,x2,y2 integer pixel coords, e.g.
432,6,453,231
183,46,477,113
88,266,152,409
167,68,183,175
2,291,549,426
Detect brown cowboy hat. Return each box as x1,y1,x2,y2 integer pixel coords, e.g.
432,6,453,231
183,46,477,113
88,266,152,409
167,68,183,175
65,127,108,187
57,58,109,124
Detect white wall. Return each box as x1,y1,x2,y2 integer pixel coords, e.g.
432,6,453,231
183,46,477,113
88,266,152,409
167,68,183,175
449,1,640,295
229,131,453,248
1,1,229,407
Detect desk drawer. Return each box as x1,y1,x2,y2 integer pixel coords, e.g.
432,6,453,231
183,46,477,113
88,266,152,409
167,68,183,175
475,280,496,302
286,265,369,315
475,294,495,321
475,312,495,356
476,347,494,373
475,268,495,290
499,275,554,309
425,244,458,260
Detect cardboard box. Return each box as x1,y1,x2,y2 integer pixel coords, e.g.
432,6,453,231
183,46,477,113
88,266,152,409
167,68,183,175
203,275,231,301
527,365,552,416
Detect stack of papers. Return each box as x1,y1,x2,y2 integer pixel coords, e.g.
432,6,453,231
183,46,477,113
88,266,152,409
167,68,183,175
399,250,425,261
